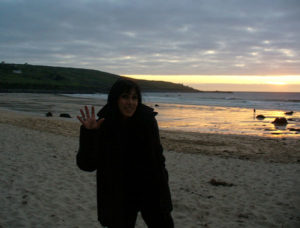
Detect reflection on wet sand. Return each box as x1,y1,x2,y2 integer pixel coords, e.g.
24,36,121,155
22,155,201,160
152,103,300,137
0,93,299,138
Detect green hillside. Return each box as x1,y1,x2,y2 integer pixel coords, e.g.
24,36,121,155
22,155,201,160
0,63,199,93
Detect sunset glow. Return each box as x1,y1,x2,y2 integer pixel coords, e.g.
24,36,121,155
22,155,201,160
266,81,287,85
125,75,300,92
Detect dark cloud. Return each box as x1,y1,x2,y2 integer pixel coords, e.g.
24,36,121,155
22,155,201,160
0,0,299,75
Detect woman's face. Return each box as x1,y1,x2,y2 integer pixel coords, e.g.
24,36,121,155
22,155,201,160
118,89,138,119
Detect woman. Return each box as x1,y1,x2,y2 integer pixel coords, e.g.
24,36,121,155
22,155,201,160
76,79,174,228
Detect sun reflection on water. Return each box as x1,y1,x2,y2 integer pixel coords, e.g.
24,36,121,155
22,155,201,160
150,103,300,138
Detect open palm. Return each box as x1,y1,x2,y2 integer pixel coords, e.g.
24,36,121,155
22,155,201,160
77,106,104,129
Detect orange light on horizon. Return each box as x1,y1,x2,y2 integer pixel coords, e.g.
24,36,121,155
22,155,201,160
266,81,287,85
125,75,300,92
125,75,300,84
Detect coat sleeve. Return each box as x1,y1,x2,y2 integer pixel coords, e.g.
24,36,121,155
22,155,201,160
76,125,100,172
151,117,169,181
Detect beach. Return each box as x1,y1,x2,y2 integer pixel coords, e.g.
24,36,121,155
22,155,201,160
1,109,300,227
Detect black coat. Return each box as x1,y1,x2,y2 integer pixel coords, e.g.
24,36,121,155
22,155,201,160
76,104,173,226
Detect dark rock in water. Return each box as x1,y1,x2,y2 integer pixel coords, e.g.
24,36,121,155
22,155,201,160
289,128,300,132
272,117,288,125
274,124,287,130
46,112,53,117
256,114,265,120
285,111,294,115
60,113,72,118
155,104,160,107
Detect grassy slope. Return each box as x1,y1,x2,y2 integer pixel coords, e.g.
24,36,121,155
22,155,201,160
0,63,199,93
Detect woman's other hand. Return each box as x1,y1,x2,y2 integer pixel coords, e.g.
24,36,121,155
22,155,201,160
77,106,104,129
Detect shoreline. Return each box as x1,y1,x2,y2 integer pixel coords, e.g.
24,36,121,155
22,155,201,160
1,109,299,164
1,92,299,138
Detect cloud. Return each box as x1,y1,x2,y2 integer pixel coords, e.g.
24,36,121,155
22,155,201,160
0,0,299,75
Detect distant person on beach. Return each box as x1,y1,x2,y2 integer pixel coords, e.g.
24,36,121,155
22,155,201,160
76,79,173,228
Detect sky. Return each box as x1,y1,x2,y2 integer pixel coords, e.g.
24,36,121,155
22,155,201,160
1,0,300,92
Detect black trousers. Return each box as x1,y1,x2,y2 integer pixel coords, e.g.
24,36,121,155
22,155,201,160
124,206,173,228
107,198,174,228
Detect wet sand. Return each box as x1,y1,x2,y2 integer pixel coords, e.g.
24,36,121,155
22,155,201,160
0,109,299,163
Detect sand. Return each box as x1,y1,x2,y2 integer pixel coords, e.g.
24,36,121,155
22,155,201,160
0,110,300,227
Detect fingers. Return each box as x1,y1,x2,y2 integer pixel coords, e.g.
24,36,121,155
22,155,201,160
78,106,98,128
77,115,85,125
91,106,95,119
80,109,86,119
85,105,90,119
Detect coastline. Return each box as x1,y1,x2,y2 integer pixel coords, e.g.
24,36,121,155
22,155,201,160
1,110,300,227
1,92,300,138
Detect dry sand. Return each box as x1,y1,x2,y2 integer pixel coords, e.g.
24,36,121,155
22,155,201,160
0,110,300,227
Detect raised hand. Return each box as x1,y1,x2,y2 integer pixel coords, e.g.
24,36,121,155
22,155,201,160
77,106,104,129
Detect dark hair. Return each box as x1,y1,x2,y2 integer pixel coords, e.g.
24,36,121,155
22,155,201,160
107,78,142,109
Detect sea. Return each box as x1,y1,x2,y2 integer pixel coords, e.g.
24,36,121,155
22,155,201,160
66,91,300,137
0,92,299,137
